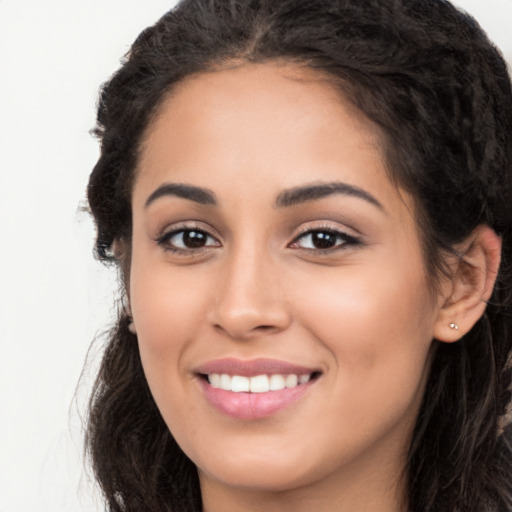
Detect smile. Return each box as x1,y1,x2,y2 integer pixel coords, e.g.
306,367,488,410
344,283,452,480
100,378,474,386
195,359,322,419
207,373,313,393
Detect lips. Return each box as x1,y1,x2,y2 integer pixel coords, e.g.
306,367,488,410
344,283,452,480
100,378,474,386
194,358,321,420
195,357,320,376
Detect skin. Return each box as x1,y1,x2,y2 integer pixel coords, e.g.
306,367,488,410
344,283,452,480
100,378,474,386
128,63,467,512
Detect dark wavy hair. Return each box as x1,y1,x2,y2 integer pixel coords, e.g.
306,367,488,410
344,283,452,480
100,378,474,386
85,1,512,511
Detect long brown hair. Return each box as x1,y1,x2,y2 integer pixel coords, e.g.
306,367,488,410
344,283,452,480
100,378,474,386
86,1,512,510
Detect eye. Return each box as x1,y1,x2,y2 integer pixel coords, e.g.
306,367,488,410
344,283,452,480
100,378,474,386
157,228,221,252
289,228,360,251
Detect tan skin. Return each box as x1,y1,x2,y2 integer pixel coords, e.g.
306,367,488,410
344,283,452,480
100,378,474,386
126,63,501,512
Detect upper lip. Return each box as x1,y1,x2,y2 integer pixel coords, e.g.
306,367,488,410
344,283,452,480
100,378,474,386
194,358,321,377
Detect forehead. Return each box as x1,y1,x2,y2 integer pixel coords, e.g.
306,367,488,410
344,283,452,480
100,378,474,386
138,63,381,164
134,62,410,219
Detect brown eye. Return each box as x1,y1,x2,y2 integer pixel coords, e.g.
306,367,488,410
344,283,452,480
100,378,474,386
158,228,221,252
180,230,208,248
290,229,360,251
309,232,338,249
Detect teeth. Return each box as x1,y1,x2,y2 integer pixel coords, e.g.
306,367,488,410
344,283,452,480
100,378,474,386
207,373,314,393
220,373,231,390
285,374,298,388
269,374,286,391
250,374,270,393
231,375,250,392
210,373,221,388
299,374,311,384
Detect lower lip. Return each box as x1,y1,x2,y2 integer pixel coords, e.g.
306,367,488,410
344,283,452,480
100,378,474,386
198,378,314,420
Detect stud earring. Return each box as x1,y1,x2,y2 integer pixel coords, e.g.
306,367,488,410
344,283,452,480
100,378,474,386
449,323,459,330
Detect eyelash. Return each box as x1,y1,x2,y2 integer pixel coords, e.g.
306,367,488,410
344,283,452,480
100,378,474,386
156,225,361,255
156,225,220,255
289,226,361,253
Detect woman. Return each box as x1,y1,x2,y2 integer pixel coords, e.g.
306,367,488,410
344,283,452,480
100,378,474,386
85,0,512,511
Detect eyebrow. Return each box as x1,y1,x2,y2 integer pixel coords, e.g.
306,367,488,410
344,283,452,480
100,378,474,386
145,183,217,208
144,180,384,211
275,182,384,211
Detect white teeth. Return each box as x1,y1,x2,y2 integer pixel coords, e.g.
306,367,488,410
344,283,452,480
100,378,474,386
210,373,221,388
231,375,250,392
299,374,311,384
207,373,314,393
269,374,286,391
220,373,231,390
285,374,298,388
250,375,270,393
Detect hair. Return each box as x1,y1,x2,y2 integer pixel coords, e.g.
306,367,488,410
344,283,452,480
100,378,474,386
85,1,512,511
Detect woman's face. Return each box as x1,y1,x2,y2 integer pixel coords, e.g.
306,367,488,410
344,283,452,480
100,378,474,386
130,63,444,501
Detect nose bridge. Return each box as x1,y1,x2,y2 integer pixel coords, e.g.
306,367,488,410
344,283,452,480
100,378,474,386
210,239,289,338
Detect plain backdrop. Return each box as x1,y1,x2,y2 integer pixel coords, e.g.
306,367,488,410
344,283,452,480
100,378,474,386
0,1,511,511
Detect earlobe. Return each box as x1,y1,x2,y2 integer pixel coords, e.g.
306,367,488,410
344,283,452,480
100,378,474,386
114,238,136,333
128,320,137,334
125,299,137,334
126,303,137,334
434,225,501,343
112,239,126,259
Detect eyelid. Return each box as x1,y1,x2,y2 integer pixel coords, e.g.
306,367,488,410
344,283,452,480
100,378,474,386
154,221,362,255
155,222,222,253
288,224,362,252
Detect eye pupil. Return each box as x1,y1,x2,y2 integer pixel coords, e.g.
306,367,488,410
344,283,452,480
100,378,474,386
183,230,207,248
312,232,336,249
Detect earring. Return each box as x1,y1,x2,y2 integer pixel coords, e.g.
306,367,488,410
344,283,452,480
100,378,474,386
449,323,459,330
128,321,137,334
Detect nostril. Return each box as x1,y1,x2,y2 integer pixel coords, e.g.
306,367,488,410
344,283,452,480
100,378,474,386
213,322,280,339
210,304,291,339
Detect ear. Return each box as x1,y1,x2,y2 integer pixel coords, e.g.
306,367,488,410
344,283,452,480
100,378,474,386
434,225,502,343
113,238,137,333
112,238,126,259
124,298,137,335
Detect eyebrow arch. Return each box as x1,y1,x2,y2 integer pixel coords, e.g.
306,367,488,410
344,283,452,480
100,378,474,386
275,182,384,211
145,183,217,208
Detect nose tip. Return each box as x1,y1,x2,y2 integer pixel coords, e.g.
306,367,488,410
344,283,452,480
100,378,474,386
208,256,291,340
211,305,290,340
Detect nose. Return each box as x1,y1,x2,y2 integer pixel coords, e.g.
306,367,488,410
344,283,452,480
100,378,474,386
208,246,291,340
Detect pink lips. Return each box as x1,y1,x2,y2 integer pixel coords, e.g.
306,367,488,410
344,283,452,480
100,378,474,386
195,358,318,377
195,358,319,420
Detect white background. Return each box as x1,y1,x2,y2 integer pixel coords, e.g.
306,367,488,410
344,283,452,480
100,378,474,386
0,1,511,511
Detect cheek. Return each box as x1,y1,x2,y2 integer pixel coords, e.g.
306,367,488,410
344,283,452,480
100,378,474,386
128,255,215,416
130,260,210,351
300,261,432,335
294,255,436,409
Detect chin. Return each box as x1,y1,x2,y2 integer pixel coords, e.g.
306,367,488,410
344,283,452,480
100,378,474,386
198,456,318,493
